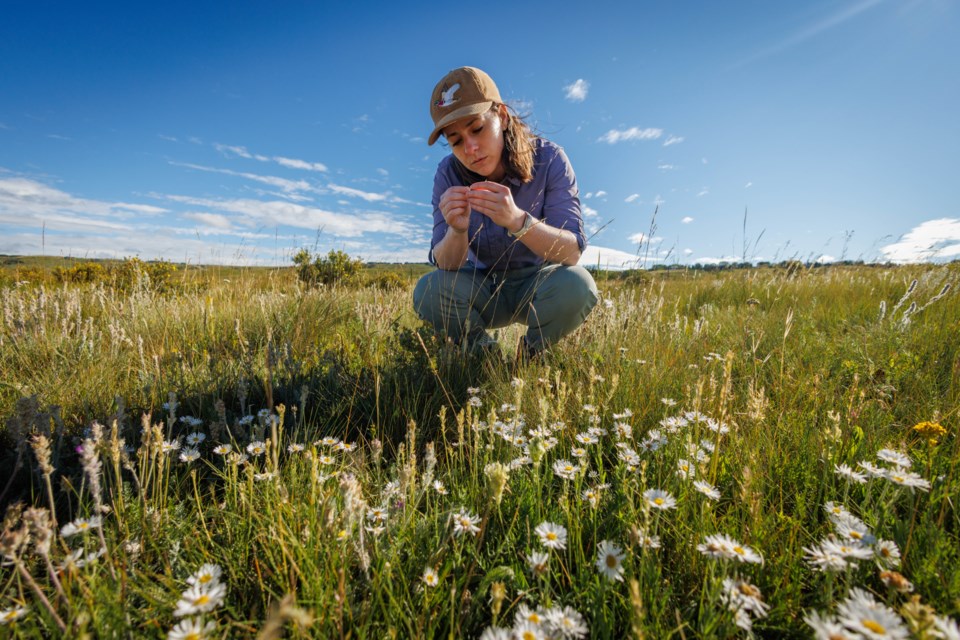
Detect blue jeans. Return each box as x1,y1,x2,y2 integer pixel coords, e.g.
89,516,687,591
412,263,599,351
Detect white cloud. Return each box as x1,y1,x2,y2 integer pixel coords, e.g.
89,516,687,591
274,156,328,172
663,135,684,147
582,205,599,218
164,194,410,238
880,218,960,263
628,233,663,246
683,248,693,256
214,144,254,159
327,183,388,202
625,194,641,203
183,212,235,230
594,190,607,198
214,143,327,172
564,79,589,102
681,216,694,224
658,164,676,170
0,177,167,224
745,182,753,188
579,245,644,270
173,162,314,195
597,127,663,144
697,189,709,197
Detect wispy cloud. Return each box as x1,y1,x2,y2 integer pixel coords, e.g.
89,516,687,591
173,162,314,196
663,135,684,147
597,127,663,144
564,79,589,102
0,177,167,223
582,205,599,218
625,194,641,203
327,183,388,203
880,218,960,263
730,0,884,69
274,156,328,172
214,143,328,172
163,194,415,238
681,216,694,224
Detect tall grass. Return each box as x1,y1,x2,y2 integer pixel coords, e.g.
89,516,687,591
1,263,958,638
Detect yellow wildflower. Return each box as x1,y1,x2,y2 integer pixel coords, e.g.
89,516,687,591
911,421,947,445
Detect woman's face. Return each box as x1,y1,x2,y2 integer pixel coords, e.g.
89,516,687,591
442,105,508,181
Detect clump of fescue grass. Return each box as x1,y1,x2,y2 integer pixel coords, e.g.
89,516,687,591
0,263,958,637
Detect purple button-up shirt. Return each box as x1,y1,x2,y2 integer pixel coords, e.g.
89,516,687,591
429,138,587,271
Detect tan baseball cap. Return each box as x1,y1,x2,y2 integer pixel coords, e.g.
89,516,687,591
428,66,502,146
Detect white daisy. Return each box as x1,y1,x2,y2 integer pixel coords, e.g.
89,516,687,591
693,480,720,501
804,610,854,639
885,470,931,492
534,522,568,550
595,540,626,582
835,587,909,639
451,509,481,537
246,441,266,456
526,550,549,576
422,566,439,587
187,563,222,588
61,516,102,538
643,489,677,511
873,540,901,569
167,617,216,640
179,447,201,463
552,459,580,480
0,606,28,625
212,444,232,455
835,463,867,484
515,604,545,626
876,449,911,469
545,605,588,638
172,582,227,617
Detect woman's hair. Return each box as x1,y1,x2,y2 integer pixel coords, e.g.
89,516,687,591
452,104,537,186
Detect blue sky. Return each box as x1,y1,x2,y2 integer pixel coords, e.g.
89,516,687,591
1,0,958,267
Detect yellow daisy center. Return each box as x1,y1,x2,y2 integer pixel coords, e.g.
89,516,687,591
733,546,745,555
861,619,885,634
654,498,664,505
546,532,557,541
194,594,210,606
606,555,618,568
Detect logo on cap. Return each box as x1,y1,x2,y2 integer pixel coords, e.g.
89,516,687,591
435,83,460,108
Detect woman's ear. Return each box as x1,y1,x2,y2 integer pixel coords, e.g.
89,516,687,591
497,103,510,129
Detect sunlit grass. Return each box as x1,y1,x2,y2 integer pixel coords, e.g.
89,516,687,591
1,262,958,638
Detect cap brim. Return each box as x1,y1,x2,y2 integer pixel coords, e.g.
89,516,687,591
427,101,494,146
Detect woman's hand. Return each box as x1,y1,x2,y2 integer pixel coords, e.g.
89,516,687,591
466,181,526,233
439,186,471,234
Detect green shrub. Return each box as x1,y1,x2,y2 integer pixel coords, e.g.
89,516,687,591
293,248,364,286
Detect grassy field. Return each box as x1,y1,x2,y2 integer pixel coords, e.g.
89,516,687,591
0,258,958,638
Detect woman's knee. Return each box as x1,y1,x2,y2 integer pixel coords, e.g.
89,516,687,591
546,265,599,313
